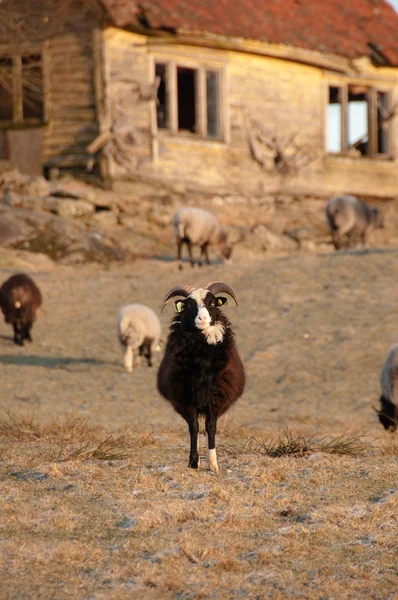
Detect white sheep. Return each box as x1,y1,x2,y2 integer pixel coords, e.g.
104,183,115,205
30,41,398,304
117,304,161,373
173,207,232,270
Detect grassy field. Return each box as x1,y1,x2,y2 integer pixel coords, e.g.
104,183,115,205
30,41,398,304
0,250,397,599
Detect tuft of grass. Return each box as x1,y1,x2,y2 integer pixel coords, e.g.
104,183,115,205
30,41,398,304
47,436,132,462
222,428,370,458
0,411,135,462
0,411,98,443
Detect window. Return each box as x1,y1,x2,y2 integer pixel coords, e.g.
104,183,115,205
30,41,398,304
155,61,223,140
0,52,45,125
326,84,392,157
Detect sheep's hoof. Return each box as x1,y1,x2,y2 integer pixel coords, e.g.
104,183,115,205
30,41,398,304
189,456,199,469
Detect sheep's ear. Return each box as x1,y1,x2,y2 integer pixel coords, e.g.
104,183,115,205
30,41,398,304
217,296,228,307
175,300,185,313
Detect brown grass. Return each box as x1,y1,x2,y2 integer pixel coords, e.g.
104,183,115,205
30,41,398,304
221,427,370,458
2,253,398,599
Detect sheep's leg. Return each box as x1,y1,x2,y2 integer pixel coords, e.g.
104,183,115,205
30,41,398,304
199,244,210,267
188,411,199,468
13,323,23,346
123,345,134,372
205,413,218,472
187,241,195,268
177,238,183,270
345,230,357,249
143,342,153,367
203,243,211,265
24,322,33,342
198,245,204,267
332,231,341,250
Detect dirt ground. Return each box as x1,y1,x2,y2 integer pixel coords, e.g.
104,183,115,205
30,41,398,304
0,249,398,599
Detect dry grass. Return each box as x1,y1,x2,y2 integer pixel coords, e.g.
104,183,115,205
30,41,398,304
2,253,398,598
231,427,370,458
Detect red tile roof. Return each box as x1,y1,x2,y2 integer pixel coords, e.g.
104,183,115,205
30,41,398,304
100,0,398,66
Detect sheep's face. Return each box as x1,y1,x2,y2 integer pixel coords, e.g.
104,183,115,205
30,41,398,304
221,243,233,261
378,395,397,432
175,289,227,345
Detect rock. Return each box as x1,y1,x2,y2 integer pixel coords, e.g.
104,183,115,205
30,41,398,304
51,177,97,203
0,247,55,270
0,210,34,246
243,224,297,253
42,196,60,213
147,204,172,228
55,198,95,218
23,177,51,199
0,170,51,198
90,210,119,226
118,214,138,228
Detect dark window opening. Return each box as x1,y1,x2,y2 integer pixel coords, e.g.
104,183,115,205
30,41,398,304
155,63,167,129
377,91,389,155
177,67,196,132
0,58,13,121
22,54,44,120
327,86,342,152
348,86,369,156
206,71,220,139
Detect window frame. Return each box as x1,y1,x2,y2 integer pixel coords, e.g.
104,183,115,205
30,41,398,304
325,82,393,159
0,45,48,129
153,58,225,142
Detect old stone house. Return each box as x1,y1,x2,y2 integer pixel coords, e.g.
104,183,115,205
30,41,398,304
0,0,398,197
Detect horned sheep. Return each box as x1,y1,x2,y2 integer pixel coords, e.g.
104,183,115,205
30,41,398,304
173,207,232,270
326,195,384,250
157,281,245,471
376,344,398,432
117,304,161,373
0,273,42,346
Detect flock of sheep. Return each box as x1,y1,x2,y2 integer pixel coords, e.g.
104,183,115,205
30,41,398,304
0,194,394,471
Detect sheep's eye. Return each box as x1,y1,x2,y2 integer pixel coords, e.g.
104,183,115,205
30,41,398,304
209,302,215,309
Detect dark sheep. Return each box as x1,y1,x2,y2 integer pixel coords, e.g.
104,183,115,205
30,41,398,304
0,273,42,345
326,195,384,250
157,282,245,471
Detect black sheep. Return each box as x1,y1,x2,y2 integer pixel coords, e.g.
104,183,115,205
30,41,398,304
157,282,245,471
0,273,42,345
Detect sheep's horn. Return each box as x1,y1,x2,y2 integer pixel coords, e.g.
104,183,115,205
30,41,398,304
161,284,196,312
206,282,239,307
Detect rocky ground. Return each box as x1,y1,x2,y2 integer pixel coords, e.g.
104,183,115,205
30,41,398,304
0,167,397,270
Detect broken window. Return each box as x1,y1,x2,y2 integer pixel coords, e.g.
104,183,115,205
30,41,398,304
155,61,223,140
156,63,167,129
377,91,389,155
22,54,44,120
348,86,368,156
177,67,196,132
326,84,391,158
326,87,342,153
0,52,45,124
206,70,220,139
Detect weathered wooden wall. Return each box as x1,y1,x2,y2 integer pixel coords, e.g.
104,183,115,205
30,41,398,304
104,29,398,198
0,0,102,170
